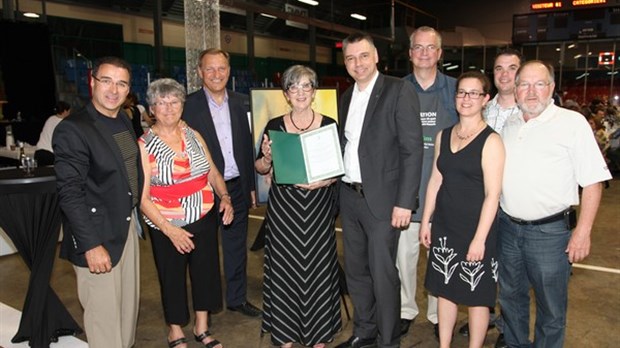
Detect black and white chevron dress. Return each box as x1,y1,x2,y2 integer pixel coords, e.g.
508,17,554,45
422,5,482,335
260,116,342,346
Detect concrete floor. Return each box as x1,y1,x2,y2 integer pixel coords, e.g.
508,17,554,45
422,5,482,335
0,179,618,347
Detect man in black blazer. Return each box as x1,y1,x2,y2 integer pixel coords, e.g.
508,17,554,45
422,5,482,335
182,48,260,317
335,32,423,348
53,56,144,348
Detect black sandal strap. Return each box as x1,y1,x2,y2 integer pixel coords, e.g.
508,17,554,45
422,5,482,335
168,337,188,348
204,338,221,348
194,330,211,342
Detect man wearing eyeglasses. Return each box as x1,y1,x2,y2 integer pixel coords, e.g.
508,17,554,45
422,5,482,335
399,25,458,339
53,56,144,348
498,60,611,348
182,48,261,318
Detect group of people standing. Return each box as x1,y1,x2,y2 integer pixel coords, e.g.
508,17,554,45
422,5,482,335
49,27,610,348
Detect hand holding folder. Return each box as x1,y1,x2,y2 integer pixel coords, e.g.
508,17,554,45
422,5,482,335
269,123,344,184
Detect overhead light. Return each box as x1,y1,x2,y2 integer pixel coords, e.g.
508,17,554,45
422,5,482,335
23,12,40,18
350,13,366,21
574,54,582,59
443,62,452,67
446,65,459,71
260,13,277,19
568,43,576,49
298,0,319,5
555,47,561,52
468,65,477,69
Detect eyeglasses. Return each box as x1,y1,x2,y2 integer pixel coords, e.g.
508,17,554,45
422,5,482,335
92,75,129,90
456,90,486,99
411,44,438,53
516,81,551,91
288,82,314,93
154,100,182,108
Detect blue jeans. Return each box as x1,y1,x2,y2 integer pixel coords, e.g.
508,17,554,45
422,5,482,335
498,210,571,348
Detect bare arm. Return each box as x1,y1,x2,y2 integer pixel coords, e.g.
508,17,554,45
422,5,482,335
255,134,273,175
138,141,195,254
565,182,603,263
466,133,505,262
419,131,443,249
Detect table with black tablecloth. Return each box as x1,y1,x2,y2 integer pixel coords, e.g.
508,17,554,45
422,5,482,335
0,167,82,347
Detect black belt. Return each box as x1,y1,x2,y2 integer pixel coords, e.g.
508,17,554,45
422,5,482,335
342,181,364,196
504,208,571,226
225,177,240,185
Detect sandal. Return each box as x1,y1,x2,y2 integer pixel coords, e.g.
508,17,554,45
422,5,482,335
194,330,222,348
167,337,188,348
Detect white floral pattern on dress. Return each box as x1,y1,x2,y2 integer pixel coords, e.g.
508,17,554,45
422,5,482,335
431,237,459,284
459,261,485,291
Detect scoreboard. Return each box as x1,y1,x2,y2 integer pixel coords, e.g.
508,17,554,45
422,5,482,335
513,5,620,44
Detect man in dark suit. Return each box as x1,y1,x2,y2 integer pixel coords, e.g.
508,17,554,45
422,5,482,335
335,32,423,348
53,56,144,348
182,48,260,317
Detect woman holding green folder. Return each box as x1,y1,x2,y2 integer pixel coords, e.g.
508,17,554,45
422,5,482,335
255,65,342,348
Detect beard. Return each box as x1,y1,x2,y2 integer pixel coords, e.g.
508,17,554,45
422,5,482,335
519,98,551,116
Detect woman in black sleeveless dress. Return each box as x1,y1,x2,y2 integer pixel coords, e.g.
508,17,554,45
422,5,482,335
420,71,505,348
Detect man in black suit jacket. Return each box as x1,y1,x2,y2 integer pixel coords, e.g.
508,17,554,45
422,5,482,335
335,32,423,348
182,48,261,318
53,56,144,348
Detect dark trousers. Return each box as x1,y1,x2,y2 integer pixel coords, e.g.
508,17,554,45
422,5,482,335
340,184,401,348
149,210,222,325
221,178,250,307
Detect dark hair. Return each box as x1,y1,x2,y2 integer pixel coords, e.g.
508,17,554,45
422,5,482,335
55,101,71,114
495,48,525,65
342,31,375,52
456,71,491,96
198,48,230,67
281,65,318,92
91,56,132,81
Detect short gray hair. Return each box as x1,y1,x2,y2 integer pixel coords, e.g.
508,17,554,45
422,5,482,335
281,65,318,92
515,60,555,85
410,26,442,48
146,78,186,106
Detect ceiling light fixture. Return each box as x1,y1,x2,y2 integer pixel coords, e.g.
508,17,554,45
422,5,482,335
350,13,366,21
23,12,40,18
446,65,459,71
260,13,277,19
298,0,319,5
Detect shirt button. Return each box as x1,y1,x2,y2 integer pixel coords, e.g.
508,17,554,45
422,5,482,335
91,208,97,213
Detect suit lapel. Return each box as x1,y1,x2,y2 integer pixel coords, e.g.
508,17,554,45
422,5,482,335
360,73,384,140
198,90,225,169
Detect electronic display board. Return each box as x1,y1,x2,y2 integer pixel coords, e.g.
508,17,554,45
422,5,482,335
513,6,620,43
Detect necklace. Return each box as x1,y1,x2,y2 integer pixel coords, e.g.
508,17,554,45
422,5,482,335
455,120,485,140
290,110,315,132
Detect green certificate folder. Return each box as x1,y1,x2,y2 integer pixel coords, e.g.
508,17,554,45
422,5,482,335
269,123,344,184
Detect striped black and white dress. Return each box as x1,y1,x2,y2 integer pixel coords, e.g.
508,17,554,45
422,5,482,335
259,116,342,346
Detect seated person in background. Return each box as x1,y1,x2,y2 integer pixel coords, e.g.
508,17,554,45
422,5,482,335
35,100,71,166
